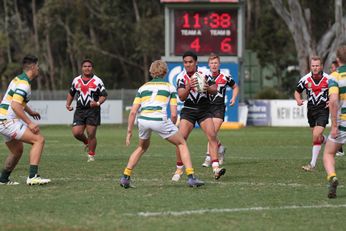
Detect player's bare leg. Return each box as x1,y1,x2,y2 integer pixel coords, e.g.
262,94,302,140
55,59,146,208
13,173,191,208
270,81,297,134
0,140,23,185
200,118,226,179
86,125,97,161
4,140,23,171
20,128,50,185
302,126,325,171
72,125,88,147
126,139,150,169
172,119,194,181
203,118,225,167
323,140,341,198
167,131,204,187
20,129,45,165
120,139,150,188
213,118,226,164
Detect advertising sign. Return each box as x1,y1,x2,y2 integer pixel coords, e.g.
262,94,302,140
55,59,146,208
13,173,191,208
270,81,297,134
27,100,123,125
246,100,271,126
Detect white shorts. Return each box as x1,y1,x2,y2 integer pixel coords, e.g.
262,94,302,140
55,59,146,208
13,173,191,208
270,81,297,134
138,118,178,140
0,119,27,142
328,131,346,144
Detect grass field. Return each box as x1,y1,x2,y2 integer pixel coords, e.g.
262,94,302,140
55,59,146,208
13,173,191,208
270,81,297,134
0,125,345,231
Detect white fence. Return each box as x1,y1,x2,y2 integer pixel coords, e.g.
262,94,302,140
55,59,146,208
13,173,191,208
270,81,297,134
25,99,321,126
243,99,330,127
27,100,123,125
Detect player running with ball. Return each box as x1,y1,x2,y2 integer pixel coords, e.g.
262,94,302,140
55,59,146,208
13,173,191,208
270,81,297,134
172,51,226,181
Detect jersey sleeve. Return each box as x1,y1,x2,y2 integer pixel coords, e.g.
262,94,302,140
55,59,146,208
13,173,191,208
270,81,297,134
97,78,108,97
329,72,340,95
226,74,236,87
295,77,305,93
169,84,177,106
176,74,186,89
12,80,30,104
133,89,142,105
69,78,77,97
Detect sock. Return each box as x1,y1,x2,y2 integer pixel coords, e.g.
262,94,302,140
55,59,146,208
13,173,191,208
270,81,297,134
0,169,11,183
123,167,132,177
88,151,95,156
83,140,88,145
29,165,38,178
205,154,210,161
310,145,321,167
186,168,194,179
327,173,336,181
211,159,220,168
310,138,322,167
176,161,184,169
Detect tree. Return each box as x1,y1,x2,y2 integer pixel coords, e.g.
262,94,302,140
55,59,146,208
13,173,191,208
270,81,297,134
246,0,297,96
270,0,346,75
0,0,164,91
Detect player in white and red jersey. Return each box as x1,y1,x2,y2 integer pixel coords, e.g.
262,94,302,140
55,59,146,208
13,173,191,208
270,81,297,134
172,51,226,181
202,54,239,167
66,59,107,162
294,56,330,171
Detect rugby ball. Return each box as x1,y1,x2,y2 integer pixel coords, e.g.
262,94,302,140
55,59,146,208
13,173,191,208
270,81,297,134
193,72,206,93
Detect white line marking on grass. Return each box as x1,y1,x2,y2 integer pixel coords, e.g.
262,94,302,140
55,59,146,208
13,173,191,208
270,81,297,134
27,177,343,188
45,140,60,143
132,204,346,217
136,179,344,188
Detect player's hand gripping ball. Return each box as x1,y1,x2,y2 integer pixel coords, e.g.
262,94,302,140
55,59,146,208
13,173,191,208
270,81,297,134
193,72,206,93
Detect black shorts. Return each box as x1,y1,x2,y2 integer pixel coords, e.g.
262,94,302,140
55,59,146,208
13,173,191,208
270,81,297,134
209,104,226,120
180,106,212,125
307,107,329,128
73,107,101,126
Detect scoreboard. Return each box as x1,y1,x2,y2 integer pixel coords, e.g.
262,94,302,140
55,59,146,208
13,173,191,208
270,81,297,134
174,9,237,55
161,0,244,60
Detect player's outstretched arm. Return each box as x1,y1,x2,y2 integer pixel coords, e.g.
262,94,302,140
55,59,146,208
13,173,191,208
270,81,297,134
126,104,141,146
98,95,107,105
170,104,178,124
230,84,239,106
66,93,74,111
329,93,339,139
12,101,39,134
24,105,41,120
294,90,304,106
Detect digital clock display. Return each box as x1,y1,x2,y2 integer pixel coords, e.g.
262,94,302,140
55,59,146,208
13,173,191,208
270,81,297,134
174,9,237,56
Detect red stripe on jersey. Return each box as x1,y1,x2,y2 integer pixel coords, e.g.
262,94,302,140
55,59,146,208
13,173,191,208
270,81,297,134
305,77,328,97
183,74,191,85
215,73,227,85
77,79,97,96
